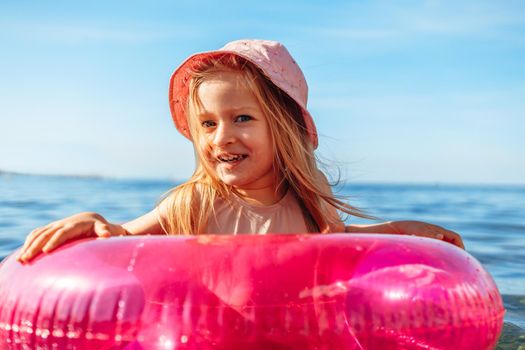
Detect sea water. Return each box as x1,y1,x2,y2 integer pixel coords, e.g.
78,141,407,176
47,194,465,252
1,174,524,348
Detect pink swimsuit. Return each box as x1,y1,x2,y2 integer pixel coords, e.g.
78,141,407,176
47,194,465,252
205,191,308,234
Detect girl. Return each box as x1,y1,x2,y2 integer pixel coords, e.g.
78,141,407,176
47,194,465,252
17,39,463,263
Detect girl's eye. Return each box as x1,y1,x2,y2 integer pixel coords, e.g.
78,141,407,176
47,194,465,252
201,120,216,128
236,115,253,123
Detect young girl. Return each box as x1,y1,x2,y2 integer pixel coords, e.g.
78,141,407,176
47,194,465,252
17,39,463,263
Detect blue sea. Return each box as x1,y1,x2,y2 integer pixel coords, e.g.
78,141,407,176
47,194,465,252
1,173,524,348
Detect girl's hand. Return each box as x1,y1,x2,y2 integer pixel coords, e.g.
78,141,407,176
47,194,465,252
16,212,127,263
345,220,465,249
387,220,465,249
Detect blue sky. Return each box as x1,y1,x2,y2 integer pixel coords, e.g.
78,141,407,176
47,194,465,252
1,0,524,184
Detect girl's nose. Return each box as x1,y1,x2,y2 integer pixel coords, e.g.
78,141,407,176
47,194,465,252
212,122,235,146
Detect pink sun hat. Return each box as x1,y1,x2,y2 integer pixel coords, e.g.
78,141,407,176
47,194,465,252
168,39,318,149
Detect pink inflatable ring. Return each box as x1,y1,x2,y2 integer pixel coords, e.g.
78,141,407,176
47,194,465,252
0,234,504,349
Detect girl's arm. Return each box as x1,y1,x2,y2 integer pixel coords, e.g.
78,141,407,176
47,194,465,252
345,220,465,249
17,204,167,263
122,207,166,236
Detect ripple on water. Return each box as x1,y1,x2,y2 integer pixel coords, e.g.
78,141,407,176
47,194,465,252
0,221,15,229
502,295,525,340
0,199,51,210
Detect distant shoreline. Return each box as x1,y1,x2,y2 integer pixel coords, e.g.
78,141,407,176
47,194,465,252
1,169,524,188
0,169,183,184
0,169,106,180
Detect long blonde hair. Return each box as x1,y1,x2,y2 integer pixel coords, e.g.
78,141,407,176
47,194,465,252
160,54,369,234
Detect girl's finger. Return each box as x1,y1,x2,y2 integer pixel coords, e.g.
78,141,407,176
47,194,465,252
17,226,55,261
42,227,75,253
443,230,464,249
18,226,61,262
410,229,442,240
43,220,99,252
422,224,464,248
93,222,112,237
20,225,51,252
409,228,460,247
452,235,465,249
95,222,127,237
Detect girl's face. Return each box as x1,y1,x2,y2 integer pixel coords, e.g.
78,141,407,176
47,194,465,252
195,71,279,193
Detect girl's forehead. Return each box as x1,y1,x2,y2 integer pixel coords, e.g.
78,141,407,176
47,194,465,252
197,73,255,99
189,70,265,118
198,70,250,87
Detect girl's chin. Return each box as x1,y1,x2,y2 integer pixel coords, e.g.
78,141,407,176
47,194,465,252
216,173,258,188
217,175,244,187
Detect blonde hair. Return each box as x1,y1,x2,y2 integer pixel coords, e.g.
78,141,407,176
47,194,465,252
160,54,370,234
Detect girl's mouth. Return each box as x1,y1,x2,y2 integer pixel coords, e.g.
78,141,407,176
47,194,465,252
217,153,248,163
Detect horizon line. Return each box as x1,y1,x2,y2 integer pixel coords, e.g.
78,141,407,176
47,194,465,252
2,169,524,188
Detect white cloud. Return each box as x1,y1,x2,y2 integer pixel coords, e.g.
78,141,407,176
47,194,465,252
298,0,525,48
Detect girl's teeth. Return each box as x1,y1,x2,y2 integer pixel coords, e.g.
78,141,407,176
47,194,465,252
219,154,246,162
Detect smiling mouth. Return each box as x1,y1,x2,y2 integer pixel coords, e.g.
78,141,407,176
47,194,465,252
217,153,248,163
